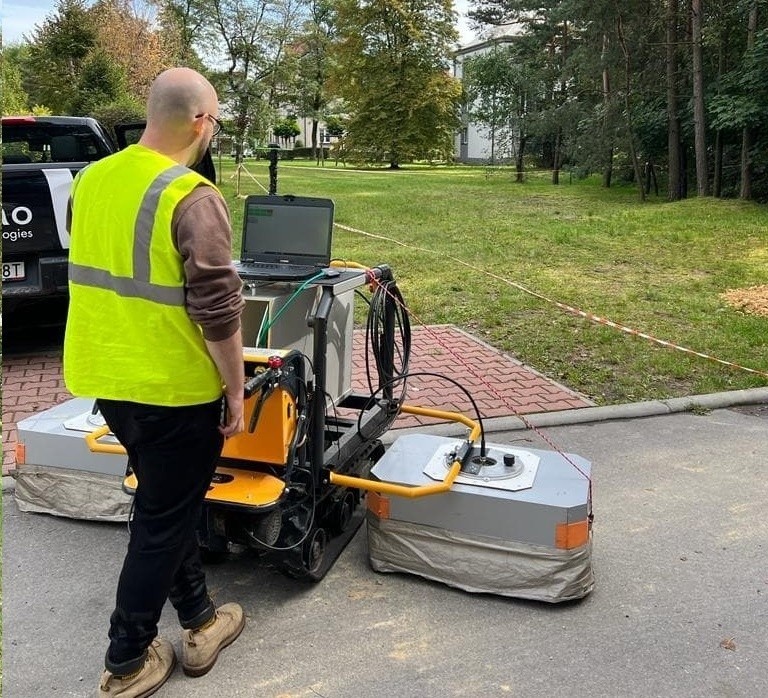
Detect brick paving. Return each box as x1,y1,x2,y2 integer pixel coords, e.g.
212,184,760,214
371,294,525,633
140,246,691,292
2,324,592,475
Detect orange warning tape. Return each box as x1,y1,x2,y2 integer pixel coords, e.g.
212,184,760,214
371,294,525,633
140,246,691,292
336,223,768,380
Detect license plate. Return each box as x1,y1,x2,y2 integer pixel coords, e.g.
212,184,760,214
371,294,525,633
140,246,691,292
2,261,26,281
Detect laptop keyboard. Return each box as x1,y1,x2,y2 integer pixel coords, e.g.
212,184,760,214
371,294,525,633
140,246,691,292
236,262,318,279
242,262,280,270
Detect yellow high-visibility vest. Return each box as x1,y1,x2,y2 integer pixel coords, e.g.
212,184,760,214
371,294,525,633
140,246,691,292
64,144,223,406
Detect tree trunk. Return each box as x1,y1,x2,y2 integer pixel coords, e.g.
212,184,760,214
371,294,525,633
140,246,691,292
617,15,645,201
740,129,753,200
714,130,723,197
490,123,496,165
740,2,758,200
680,144,688,198
691,0,709,196
644,158,659,196
713,39,725,197
516,134,526,183
667,0,683,200
552,20,568,186
311,119,319,160
602,33,614,188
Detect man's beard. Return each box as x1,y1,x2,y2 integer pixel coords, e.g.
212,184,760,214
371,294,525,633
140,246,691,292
192,139,209,168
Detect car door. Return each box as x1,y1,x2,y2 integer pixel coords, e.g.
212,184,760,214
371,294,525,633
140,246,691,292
114,122,216,184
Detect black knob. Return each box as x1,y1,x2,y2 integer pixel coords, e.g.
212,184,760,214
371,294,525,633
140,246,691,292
503,454,516,468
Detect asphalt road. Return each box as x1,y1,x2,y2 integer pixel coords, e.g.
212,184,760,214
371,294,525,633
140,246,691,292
3,405,768,698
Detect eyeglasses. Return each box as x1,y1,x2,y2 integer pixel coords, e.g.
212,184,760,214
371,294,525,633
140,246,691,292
195,113,222,137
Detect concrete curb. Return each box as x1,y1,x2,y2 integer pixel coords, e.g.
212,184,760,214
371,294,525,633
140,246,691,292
383,386,768,443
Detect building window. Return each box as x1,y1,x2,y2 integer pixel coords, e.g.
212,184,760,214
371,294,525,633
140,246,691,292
460,128,468,145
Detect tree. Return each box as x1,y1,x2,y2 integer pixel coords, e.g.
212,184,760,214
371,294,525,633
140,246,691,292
91,96,146,140
709,3,768,200
468,0,674,197
468,1,582,184
273,115,301,145
666,0,683,200
70,49,128,115
22,0,176,115
206,0,307,163
740,1,759,200
25,0,98,113
90,0,176,103
462,42,535,178
691,0,709,196
332,0,462,168
150,0,209,66
294,0,337,159
1,46,31,115
324,114,346,137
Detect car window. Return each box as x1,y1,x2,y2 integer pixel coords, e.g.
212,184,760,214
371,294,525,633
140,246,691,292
2,123,112,163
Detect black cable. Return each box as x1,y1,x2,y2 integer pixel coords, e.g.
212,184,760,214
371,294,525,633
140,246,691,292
282,376,308,485
364,278,411,411
358,276,485,454
242,467,316,552
358,371,487,458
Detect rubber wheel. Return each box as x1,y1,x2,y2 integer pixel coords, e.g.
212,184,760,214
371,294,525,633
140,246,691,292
332,491,356,534
302,527,327,576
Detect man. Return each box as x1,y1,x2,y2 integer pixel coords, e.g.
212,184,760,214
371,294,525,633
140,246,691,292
63,67,246,697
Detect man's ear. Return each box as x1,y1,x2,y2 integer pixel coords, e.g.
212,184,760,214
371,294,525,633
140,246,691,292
193,116,206,137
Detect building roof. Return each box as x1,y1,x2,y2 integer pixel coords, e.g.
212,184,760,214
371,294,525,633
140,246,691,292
455,23,523,56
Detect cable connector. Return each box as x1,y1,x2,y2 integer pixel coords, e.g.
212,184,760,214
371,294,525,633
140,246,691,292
366,264,393,289
244,368,275,399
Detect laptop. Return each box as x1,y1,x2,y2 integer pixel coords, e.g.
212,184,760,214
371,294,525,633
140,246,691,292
234,194,334,282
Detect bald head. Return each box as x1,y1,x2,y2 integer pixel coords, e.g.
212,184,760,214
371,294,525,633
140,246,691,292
147,67,217,128
141,67,219,166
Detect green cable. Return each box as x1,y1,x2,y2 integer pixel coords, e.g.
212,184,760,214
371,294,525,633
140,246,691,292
256,271,327,346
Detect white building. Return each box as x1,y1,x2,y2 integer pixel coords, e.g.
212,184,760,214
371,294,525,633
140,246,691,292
453,25,521,164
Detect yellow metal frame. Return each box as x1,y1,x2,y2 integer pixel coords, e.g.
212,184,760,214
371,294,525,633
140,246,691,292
86,426,124,454
87,403,480,500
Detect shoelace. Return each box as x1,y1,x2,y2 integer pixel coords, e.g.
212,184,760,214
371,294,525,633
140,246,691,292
99,666,141,692
100,643,159,690
186,613,218,647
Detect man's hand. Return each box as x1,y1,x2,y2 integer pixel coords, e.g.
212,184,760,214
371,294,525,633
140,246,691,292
220,387,244,437
205,332,245,438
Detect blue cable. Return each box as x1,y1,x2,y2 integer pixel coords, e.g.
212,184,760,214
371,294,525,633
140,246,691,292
256,271,327,346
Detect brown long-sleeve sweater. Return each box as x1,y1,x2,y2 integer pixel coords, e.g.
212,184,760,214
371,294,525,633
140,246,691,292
171,185,244,341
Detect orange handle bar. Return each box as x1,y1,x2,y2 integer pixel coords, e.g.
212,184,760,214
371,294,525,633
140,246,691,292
85,425,127,455
329,403,481,498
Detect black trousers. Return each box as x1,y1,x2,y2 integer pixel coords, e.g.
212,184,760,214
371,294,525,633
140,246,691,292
97,398,224,675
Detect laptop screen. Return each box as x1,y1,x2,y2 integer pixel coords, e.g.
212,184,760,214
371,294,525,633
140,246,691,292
241,195,334,266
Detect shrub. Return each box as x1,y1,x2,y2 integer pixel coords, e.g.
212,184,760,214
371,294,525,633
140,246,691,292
282,146,330,159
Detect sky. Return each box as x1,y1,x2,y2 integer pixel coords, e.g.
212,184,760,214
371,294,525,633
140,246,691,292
2,0,54,44
2,0,476,47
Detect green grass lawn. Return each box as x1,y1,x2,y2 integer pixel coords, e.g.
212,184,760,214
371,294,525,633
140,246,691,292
216,157,768,405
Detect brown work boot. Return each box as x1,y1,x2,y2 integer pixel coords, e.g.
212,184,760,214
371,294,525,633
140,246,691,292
181,602,245,677
98,637,176,697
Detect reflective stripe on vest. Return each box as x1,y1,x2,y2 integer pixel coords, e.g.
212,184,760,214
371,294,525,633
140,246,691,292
133,164,189,283
71,164,190,304
68,262,185,305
